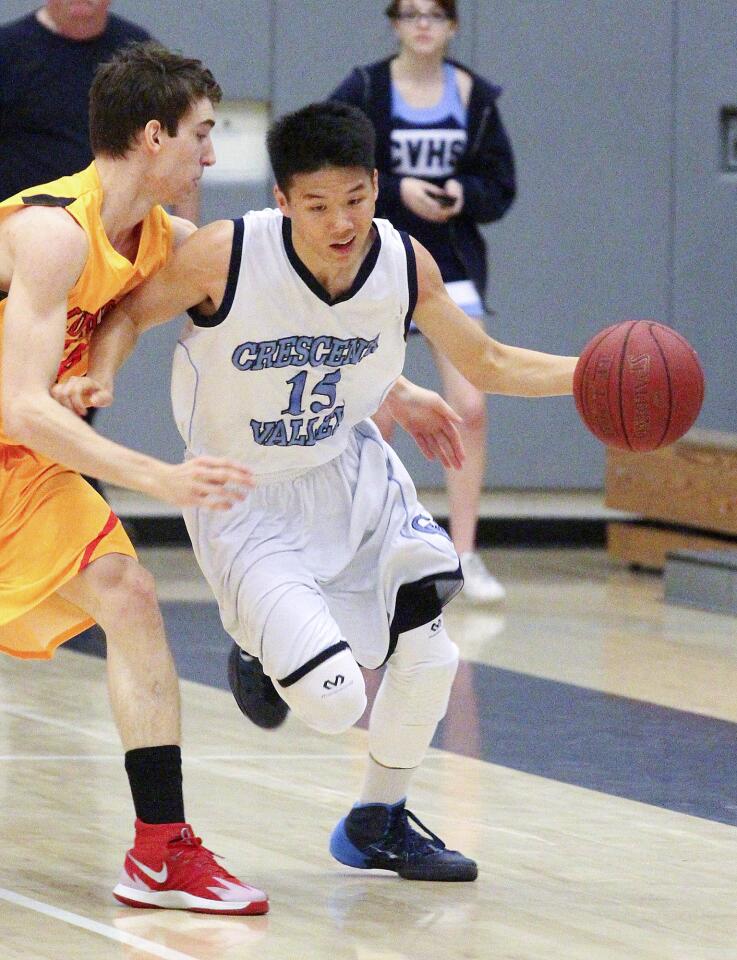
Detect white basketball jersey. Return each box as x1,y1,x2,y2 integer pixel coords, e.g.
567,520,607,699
171,209,417,477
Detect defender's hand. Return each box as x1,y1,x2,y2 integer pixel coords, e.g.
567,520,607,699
51,376,113,417
152,457,255,511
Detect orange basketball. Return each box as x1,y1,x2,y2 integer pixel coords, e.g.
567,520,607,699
573,320,704,451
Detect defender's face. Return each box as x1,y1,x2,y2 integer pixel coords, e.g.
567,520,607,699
275,166,378,270
154,97,216,201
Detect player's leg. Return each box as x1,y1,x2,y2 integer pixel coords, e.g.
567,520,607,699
329,581,477,881
431,343,506,604
229,590,374,733
58,553,180,749
57,555,268,915
227,597,366,732
229,395,398,729
257,582,367,735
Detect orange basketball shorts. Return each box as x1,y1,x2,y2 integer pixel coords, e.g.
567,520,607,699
0,443,136,659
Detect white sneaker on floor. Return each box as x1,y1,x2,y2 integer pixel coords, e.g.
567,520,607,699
459,551,506,604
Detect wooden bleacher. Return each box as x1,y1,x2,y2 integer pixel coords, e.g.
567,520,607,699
605,429,737,570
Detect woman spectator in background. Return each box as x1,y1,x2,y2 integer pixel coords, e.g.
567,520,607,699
331,0,516,603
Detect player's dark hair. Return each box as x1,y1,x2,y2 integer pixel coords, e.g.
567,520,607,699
89,41,222,158
267,101,376,193
384,0,457,20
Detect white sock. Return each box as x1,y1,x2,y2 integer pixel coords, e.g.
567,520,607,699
359,755,414,806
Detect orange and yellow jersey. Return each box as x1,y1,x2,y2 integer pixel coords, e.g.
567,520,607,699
0,161,173,443
0,163,172,658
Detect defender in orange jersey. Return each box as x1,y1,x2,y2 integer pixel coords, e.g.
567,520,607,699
0,41,268,915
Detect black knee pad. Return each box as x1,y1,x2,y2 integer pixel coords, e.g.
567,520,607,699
386,580,442,663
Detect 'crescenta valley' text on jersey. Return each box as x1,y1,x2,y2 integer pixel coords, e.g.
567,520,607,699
171,209,417,477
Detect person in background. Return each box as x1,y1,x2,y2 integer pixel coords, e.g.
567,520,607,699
0,1,201,492
0,41,266,915
330,0,516,603
0,0,200,223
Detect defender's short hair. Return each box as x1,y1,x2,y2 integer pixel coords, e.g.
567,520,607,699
89,41,222,158
267,101,376,192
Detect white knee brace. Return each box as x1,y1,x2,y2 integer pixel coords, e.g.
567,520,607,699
278,643,367,735
369,616,459,768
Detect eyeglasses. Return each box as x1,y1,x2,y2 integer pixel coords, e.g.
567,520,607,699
393,11,451,25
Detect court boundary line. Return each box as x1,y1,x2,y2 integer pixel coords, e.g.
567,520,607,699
0,886,198,960
0,704,118,743
0,752,382,762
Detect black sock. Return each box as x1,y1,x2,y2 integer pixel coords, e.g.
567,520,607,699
124,745,185,824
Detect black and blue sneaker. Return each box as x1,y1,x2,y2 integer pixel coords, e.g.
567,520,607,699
329,800,478,881
227,642,289,730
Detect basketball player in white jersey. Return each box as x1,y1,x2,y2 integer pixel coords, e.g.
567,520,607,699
65,101,577,881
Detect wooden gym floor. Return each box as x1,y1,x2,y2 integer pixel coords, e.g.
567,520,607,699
1,538,736,960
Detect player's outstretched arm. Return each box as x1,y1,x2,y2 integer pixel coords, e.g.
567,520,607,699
82,219,233,400
384,376,465,469
52,215,200,415
1,211,252,508
410,238,577,397
116,218,232,330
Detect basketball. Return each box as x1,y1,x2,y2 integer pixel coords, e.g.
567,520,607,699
573,320,704,451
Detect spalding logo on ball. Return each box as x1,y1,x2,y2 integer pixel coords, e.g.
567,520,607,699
573,320,704,452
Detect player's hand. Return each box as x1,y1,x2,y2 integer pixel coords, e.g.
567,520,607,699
51,376,113,416
389,383,465,469
400,177,457,223
153,457,255,510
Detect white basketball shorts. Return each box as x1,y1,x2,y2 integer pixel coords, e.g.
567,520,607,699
183,420,462,677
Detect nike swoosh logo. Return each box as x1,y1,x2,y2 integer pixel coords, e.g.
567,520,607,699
129,854,168,884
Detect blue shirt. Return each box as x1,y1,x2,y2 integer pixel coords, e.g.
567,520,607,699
389,62,468,281
330,56,517,302
0,13,150,200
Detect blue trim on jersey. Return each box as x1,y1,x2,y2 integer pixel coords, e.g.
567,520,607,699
188,218,244,327
281,217,382,305
355,423,456,568
398,232,418,339
176,340,200,447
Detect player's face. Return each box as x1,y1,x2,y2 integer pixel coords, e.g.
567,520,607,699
393,1,457,57
275,166,379,272
154,98,216,202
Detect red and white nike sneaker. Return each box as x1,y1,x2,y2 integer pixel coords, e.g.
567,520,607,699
113,820,269,915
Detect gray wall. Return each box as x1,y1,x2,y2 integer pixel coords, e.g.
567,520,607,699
672,4,737,440
3,2,733,488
